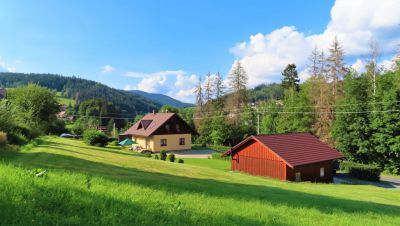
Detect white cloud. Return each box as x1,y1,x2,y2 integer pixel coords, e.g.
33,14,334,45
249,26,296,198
123,85,133,91
123,69,199,102
101,65,114,74
137,75,168,93
351,59,366,73
230,0,400,86
0,58,16,72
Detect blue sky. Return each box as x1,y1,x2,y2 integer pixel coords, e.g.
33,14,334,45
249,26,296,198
0,0,399,103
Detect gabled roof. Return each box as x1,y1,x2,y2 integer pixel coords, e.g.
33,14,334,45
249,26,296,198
122,112,196,137
223,132,344,168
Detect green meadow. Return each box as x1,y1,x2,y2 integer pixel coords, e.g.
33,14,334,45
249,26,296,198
0,136,399,225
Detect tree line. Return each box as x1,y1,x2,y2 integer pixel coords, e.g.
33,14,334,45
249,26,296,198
192,37,400,174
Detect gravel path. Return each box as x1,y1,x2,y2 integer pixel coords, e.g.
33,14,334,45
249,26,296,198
171,149,215,158
334,173,400,189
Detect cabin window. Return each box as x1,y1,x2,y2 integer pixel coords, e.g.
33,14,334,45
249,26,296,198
161,139,167,146
176,124,180,132
165,124,170,132
320,168,325,177
295,172,301,182
179,138,185,145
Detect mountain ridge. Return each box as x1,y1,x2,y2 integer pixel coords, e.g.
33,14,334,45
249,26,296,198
130,90,194,108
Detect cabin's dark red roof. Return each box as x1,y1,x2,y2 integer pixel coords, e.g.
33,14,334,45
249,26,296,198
224,132,344,168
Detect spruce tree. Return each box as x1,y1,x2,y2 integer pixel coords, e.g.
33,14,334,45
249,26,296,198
213,72,225,110
228,61,248,113
281,64,300,91
326,36,347,98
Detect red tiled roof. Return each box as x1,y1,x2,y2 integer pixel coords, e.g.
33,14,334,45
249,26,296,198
122,112,197,137
224,132,344,168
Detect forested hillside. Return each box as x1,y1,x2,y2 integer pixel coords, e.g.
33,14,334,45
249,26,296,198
0,73,161,115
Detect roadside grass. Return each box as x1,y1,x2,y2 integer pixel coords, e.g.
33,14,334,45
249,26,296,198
0,136,399,225
184,158,230,171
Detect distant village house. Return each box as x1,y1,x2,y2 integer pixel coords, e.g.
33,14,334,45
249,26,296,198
121,112,197,152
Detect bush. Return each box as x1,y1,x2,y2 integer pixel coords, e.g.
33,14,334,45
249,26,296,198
0,132,7,147
178,159,184,164
47,119,67,135
83,129,109,147
145,153,152,158
110,140,119,146
160,150,167,161
154,154,159,160
168,154,175,162
7,132,28,145
339,160,382,181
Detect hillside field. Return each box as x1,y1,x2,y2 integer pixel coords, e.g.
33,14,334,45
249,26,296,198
0,136,399,225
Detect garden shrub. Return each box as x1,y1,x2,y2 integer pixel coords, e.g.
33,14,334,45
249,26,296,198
178,159,184,164
168,153,175,162
7,132,28,145
160,150,167,161
145,153,152,158
339,160,382,181
83,129,109,147
154,154,159,160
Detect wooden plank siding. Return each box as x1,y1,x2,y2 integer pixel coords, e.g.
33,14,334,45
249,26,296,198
232,140,286,180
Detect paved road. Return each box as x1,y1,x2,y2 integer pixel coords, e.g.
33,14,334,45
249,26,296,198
172,149,214,159
381,175,400,189
334,173,400,189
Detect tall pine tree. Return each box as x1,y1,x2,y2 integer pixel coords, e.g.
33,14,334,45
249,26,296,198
281,64,300,91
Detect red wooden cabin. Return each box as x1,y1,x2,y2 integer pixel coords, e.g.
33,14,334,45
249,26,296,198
223,133,344,182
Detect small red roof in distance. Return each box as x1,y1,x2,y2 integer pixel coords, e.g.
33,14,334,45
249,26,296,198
228,133,344,167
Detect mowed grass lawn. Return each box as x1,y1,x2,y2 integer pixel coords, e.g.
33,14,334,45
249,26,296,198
0,136,399,226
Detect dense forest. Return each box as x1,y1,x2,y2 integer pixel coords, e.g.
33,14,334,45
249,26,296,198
191,37,400,174
0,73,161,115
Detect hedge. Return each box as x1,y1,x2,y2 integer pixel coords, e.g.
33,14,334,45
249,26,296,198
82,130,109,147
339,160,382,181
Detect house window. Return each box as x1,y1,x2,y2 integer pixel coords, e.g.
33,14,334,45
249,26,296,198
179,138,185,145
295,172,301,182
320,167,325,177
176,124,180,132
161,139,167,146
165,124,170,132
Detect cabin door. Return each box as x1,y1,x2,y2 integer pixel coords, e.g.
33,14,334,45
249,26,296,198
295,172,301,182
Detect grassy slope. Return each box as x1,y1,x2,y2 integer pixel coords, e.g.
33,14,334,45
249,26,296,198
56,92,75,106
0,137,399,226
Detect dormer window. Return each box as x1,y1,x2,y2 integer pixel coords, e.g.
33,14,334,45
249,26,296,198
165,124,170,132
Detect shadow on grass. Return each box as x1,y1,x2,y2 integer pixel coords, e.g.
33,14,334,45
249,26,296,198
0,177,269,226
43,141,143,158
1,151,399,219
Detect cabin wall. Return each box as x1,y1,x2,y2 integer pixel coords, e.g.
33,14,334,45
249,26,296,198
286,160,333,183
231,140,286,180
152,134,192,152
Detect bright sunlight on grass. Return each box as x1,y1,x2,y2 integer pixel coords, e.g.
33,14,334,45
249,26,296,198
0,136,399,225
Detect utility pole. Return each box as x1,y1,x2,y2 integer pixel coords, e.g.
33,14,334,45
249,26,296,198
251,103,260,135
257,107,260,135
113,122,116,138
